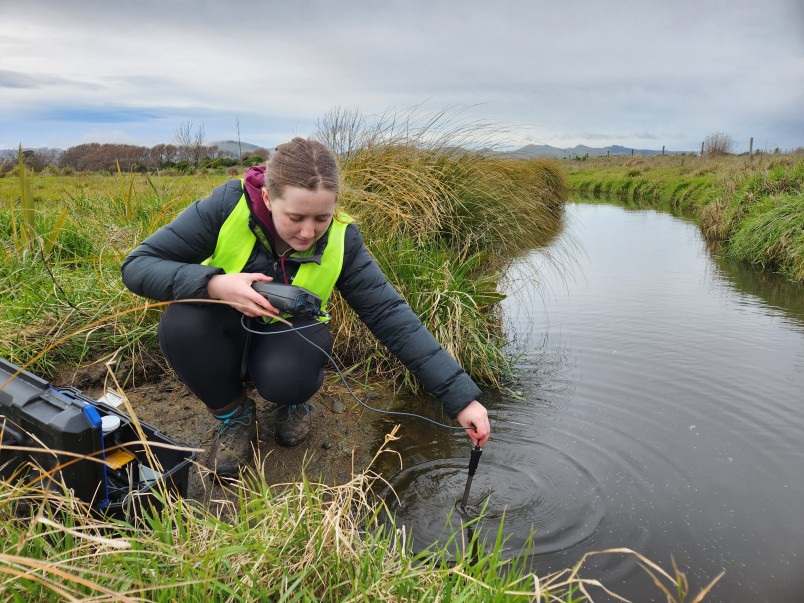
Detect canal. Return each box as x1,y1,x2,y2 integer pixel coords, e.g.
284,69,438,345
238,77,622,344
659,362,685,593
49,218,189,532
383,200,804,602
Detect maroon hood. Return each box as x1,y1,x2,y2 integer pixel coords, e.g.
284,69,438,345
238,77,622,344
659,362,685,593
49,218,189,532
243,165,278,245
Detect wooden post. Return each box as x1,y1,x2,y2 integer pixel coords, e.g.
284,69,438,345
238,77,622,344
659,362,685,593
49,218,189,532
749,137,754,162
631,148,634,156
701,141,705,157
662,145,665,156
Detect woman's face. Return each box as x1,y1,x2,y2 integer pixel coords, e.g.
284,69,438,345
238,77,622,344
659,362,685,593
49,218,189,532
262,185,337,253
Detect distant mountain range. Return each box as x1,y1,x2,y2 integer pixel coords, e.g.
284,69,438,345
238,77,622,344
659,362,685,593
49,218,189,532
501,144,687,159
209,141,685,158
5,141,685,158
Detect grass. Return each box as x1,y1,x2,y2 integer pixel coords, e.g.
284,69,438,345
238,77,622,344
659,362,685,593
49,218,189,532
0,172,229,377
319,108,567,390
563,153,804,281
0,424,721,602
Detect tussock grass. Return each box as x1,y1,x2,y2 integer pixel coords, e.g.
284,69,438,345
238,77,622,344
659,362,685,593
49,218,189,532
565,154,804,281
317,108,568,388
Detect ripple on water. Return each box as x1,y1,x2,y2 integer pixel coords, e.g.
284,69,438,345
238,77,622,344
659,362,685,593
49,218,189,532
385,442,611,558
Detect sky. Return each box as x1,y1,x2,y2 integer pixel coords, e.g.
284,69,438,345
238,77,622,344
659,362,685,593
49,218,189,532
1,0,803,154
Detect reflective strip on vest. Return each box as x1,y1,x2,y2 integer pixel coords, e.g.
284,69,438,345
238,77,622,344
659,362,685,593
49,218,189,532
201,181,256,273
202,183,352,317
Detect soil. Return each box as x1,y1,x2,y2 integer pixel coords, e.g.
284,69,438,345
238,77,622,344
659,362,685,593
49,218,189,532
55,359,392,505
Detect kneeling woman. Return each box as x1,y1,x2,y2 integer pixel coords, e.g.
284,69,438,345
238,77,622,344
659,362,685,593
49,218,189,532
122,137,490,477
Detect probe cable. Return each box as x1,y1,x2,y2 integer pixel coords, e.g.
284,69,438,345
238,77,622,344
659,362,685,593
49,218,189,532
241,316,476,433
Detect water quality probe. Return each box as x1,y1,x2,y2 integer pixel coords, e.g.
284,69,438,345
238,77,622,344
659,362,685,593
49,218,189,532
247,282,477,435
460,445,484,511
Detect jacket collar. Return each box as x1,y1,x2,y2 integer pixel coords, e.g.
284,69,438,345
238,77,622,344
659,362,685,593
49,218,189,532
248,215,329,265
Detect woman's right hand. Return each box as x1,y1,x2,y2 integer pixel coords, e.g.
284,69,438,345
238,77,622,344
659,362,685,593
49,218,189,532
457,400,491,447
207,273,278,318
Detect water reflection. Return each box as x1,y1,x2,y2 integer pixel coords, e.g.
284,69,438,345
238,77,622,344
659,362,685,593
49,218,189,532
710,249,804,327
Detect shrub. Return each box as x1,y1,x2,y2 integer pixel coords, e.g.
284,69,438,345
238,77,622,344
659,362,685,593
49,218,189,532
704,132,735,156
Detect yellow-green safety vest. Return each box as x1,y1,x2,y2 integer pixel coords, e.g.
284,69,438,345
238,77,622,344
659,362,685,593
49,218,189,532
202,181,353,318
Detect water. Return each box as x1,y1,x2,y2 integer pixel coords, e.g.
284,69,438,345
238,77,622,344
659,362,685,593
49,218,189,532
380,201,804,602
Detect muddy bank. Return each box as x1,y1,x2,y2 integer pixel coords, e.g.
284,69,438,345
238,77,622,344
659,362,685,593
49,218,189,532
57,361,397,504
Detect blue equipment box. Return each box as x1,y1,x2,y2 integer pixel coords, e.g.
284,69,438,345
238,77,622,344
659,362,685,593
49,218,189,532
0,358,196,517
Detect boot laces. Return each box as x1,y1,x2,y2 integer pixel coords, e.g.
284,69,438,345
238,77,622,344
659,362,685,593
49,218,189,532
214,405,254,442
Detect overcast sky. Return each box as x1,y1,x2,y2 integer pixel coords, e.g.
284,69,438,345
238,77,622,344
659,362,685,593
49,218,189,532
2,0,802,153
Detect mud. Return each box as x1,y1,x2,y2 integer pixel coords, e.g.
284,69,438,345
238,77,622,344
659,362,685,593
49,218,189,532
56,360,393,504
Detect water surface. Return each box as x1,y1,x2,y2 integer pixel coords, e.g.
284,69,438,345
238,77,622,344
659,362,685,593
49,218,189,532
381,201,804,602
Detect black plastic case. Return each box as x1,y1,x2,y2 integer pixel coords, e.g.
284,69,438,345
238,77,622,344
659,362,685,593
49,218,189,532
0,358,196,518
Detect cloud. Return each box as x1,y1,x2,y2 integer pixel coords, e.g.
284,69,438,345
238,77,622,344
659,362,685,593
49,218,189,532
32,106,168,124
0,69,52,89
0,0,802,151
0,69,102,90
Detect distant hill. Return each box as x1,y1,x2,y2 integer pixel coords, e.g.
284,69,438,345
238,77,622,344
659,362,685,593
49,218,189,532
211,140,265,155
503,143,688,159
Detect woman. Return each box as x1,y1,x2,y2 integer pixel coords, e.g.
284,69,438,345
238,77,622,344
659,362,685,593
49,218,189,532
122,137,490,477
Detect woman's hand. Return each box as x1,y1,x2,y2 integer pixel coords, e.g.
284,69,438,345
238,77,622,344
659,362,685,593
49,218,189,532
456,400,490,447
208,273,278,318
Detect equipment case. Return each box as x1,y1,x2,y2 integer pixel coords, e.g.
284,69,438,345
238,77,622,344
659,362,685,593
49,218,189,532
0,358,196,518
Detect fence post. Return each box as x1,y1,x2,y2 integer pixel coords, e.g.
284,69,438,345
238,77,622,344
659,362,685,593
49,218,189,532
662,145,665,156
749,137,754,162
701,141,705,157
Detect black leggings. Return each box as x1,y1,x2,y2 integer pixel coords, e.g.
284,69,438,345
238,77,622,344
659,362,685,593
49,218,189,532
158,303,333,411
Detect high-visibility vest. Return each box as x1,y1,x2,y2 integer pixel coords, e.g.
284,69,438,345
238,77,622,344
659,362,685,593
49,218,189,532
203,181,352,318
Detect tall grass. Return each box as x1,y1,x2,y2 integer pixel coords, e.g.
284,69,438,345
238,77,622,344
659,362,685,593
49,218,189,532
318,108,568,388
565,154,804,281
6,146,69,258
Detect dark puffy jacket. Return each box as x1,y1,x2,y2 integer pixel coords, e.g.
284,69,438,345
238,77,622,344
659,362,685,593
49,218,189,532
121,179,481,418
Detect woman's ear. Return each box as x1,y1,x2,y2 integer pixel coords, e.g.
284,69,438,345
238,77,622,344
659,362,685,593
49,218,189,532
261,188,271,210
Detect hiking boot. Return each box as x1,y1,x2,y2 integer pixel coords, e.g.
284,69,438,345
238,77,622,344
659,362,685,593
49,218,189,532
275,402,313,447
210,398,257,478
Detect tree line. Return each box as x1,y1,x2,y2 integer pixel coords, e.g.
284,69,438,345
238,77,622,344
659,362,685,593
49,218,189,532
1,142,270,174
1,122,270,174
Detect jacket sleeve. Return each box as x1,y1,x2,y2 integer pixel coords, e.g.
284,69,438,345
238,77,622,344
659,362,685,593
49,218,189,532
336,224,482,418
121,180,242,301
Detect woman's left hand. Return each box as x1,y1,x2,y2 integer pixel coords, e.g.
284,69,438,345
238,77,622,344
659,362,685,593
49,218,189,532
456,400,490,447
